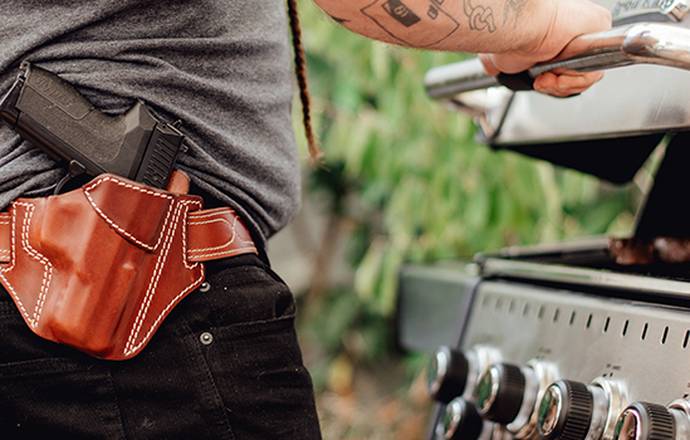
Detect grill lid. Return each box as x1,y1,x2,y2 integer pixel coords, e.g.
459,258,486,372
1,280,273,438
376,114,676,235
425,2,690,183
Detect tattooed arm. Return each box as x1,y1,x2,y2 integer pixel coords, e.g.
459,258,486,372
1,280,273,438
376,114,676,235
314,0,549,53
314,0,612,96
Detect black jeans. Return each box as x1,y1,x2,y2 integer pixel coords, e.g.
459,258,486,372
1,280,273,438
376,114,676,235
0,254,321,439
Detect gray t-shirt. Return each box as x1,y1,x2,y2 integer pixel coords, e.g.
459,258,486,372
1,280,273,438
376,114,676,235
0,0,301,245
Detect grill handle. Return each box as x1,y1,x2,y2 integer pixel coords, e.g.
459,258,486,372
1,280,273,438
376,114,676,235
425,23,690,100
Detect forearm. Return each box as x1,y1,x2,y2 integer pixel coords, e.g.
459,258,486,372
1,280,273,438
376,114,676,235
313,0,555,54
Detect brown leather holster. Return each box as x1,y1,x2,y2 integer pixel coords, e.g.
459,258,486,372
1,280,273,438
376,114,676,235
0,173,257,360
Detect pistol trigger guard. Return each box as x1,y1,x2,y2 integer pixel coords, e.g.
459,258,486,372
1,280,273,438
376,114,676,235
54,160,87,195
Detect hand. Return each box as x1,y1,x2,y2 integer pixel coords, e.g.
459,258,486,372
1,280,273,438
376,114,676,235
480,0,612,97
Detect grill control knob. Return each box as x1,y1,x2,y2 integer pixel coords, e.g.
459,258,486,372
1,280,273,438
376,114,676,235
537,380,595,440
613,402,675,440
537,380,611,440
428,347,470,404
475,363,527,425
441,398,484,440
475,360,559,438
428,345,500,404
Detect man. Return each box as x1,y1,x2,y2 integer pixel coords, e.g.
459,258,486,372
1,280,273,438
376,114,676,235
0,0,609,438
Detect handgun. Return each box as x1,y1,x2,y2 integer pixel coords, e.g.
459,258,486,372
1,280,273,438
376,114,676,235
0,63,185,189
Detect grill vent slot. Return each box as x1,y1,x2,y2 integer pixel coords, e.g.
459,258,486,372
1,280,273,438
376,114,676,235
662,326,669,345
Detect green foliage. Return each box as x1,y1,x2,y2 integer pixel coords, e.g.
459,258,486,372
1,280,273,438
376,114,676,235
297,2,638,351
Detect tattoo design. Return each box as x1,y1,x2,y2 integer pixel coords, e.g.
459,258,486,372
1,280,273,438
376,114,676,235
382,0,422,27
503,0,527,25
463,0,497,33
360,0,460,47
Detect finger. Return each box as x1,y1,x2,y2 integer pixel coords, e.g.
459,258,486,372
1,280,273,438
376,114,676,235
534,73,597,97
539,81,593,97
533,72,558,93
556,85,590,97
538,85,586,98
555,71,605,93
547,68,604,84
535,70,603,93
555,73,596,90
584,71,604,83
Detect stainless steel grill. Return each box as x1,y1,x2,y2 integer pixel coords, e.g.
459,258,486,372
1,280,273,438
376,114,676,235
404,1,690,439
413,241,690,440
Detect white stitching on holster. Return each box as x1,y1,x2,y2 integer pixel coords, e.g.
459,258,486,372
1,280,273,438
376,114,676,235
124,199,182,353
124,199,203,355
190,246,258,260
0,206,31,323
187,217,237,253
84,176,174,252
188,207,233,220
182,201,202,270
14,202,53,327
125,265,204,356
